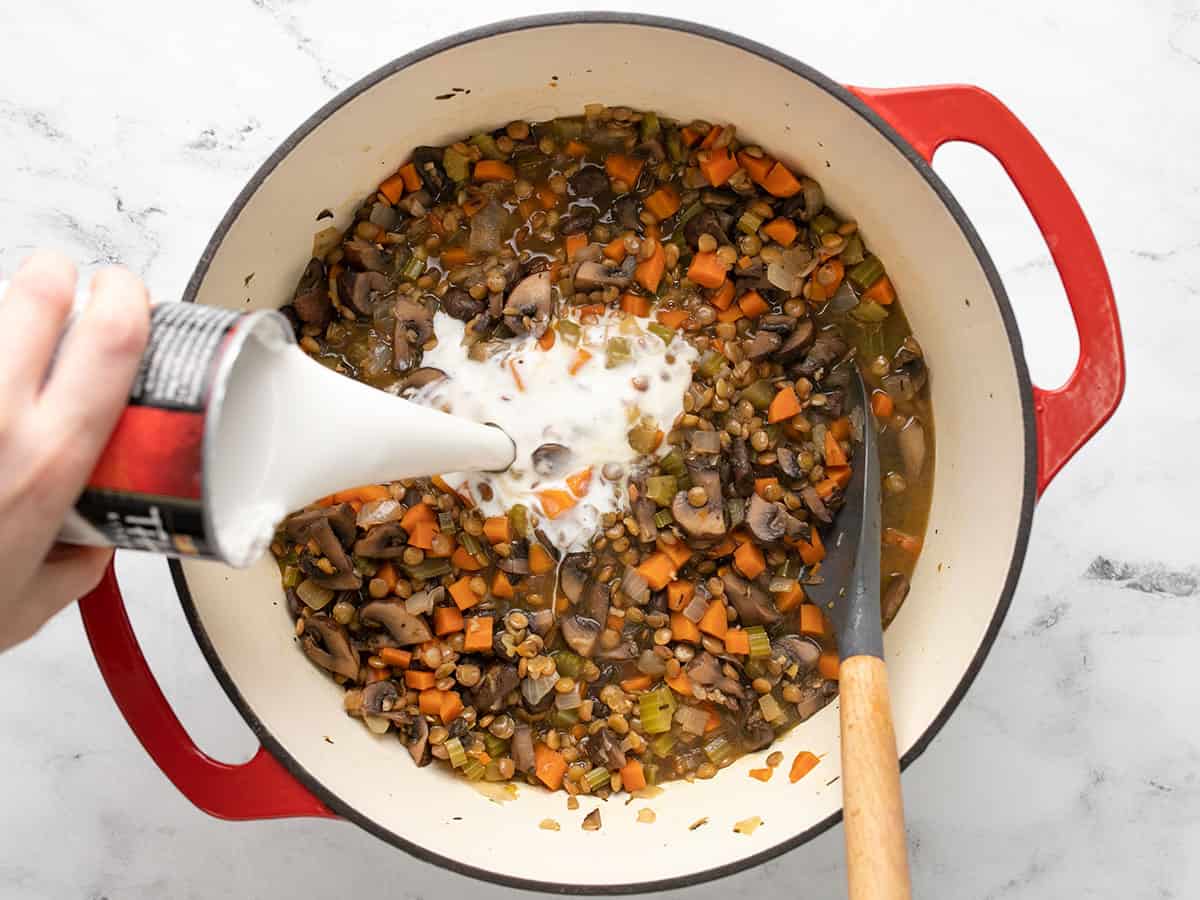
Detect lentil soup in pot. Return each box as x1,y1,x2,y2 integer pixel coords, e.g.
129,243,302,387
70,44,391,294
271,105,933,799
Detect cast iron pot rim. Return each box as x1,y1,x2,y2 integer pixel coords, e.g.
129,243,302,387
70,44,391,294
169,11,1038,895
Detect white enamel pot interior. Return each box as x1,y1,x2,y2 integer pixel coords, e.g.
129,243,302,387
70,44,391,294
172,14,1035,893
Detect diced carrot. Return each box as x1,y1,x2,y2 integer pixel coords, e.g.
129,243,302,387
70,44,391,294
828,416,850,441
666,580,695,612
565,139,588,158
620,759,647,792
724,629,750,655
450,546,483,571
754,477,779,499
431,475,473,508
606,612,623,633
699,125,723,149
491,569,514,599
637,552,677,591
808,259,845,301
799,604,826,636
716,304,743,324
461,194,487,217
473,160,515,182
409,520,438,551
620,293,651,317
749,767,774,782
405,670,436,690
433,605,464,635
644,185,681,220
379,647,412,669
737,255,754,270
399,163,422,192
826,466,852,489
883,527,923,554
680,126,702,148
871,391,895,419
698,601,729,639
604,153,644,187
538,327,556,351
314,495,335,507
448,576,479,611
378,173,405,205
440,690,464,724
789,750,821,783
708,279,735,311
657,538,693,569
529,543,556,575
565,232,588,261
419,689,444,717
375,561,397,594
768,385,802,423
464,616,494,653
817,651,840,680
687,251,727,289
775,582,805,613
738,290,769,318
824,430,849,468
815,477,841,499
657,308,689,329
536,186,559,209
762,161,803,198
331,484,390,503
704,705,722,732
577,303,605,318
620,674,653,693
537,489,576,519
734,541,766,580
440,246,472,267
863,275,896,305
534,743,568,790
508,358,525,392
669,612,701,645
566,467,593,498
699,146,739,187
761,217,798,247
737,150,775,185
568,348,593,375
799,528,825,566
364,666,392,683
483,516,510,545
634,239,666,293
517,197,540,221
603,237,628,262
665,669,695,695
706,536,737,559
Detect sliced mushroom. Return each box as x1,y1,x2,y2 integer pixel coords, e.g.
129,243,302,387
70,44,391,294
634,497,659,544
745,494,791,543
684,208,729,249
883,350,928,400
792,331,847,379
722,571,781,626
351,631,401,654
559,552,590,604
568,165,610,197
559,205,598,236
738,702,776,752
758,314,796,334
882,573,911,625
353,522,409,558
671,464,727,540
285,503,356,545
586,728,627,771
361,680,404,719
596,639,637,662
512,724,536,772
582,580,611,625
746,330,782,360
291,258,331,327
773,635,821,674
773,319,816,364
531,442,572,477
573,260,632,291
561,615,601,657
776,445,803,479
528,608,556,637
412,146,452,200
342,239,389,273
398,367,446,393
685,651,722,686
392,297,435,373
801,485,832,523
340,270,390,316
504,270,553,337
779,177,824,222
301,614,359,680
730,439,755,497
406,715,431,767
612,194,640,230
306,518,362,590
440,286,485,322
472,663,520,713
359,600,433,645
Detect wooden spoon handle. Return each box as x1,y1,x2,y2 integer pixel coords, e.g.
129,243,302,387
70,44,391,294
839,654,912,900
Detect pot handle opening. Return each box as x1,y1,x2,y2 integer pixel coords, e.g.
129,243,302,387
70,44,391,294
79,561,334,821
849,84,1124,494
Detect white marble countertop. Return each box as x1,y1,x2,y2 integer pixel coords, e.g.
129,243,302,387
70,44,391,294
1,0,1196,897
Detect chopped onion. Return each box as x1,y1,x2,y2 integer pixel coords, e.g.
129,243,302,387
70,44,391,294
405,590,434,616
769,576,798,594
512,725,535,772
312,226,341,259
555,687,582,710
622,566,650,605
295,578,334,610
675,705,709,735
898,418,927,479
689,430,721,455
849,405,865,443
637,649,667,677
469,202,505,255
522,672,558,707
681,594,708,623
827,279,859,313
357,498,404,529
758,693,784,722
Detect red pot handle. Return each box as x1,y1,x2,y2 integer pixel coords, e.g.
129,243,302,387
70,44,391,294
849,85,1124,494
79,562,333,820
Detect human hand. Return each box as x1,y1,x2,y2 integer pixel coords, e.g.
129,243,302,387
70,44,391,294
0,250,150,651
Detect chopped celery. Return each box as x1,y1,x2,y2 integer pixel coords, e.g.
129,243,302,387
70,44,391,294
483,733,510,758
810,214,838,238
508,503,530,539
552,117,584,141
645,475,678,507
353,556,378,577
740,379,776,411
851,300,889,323
281,565,301,589
643,762,661,786
554,650,585,678
401,254,425,281
703,734,734,766
606,337,632,368
550,707,579,729
677,201,704,227
438,512,457,534
442,146,471,183
697,350,725,379
758,693,784,722
459,532,484,557
555,318,582,345
461,758,487,781
848,256,886,291
654,509,675,529
841,232,866,266
584,766,611,792
659,448,686,477
666,130,685,164
403,558,451,580
484,761,506,781
737,210,764,236
469,132,505,161
640,112,661,142
763,424,783,445
777,557,803,579
726,498,745,529
746,625,771,659
860,325,885,358
649,731,677,757
639,686,677,734
648,322,675,344
445,737,468,768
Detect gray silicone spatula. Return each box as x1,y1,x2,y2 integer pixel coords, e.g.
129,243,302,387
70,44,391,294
806,364,912,900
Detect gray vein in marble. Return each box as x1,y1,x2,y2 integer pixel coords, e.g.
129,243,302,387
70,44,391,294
1170,0,1200,64
185,118,262,154
1086,556,1200,596
249,0,347,91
